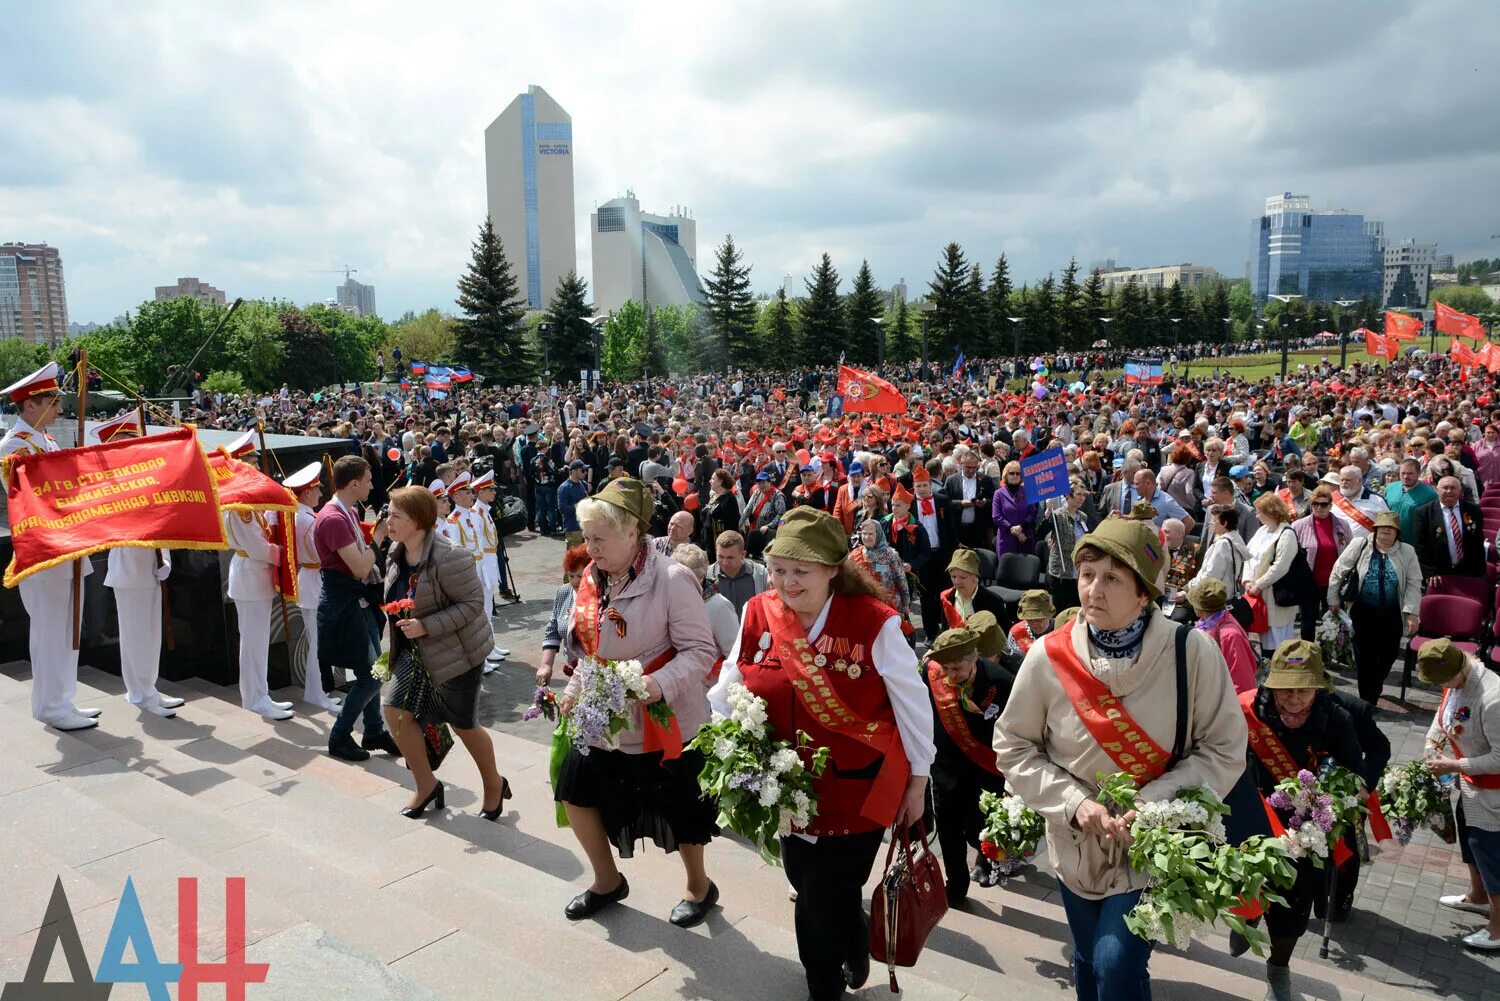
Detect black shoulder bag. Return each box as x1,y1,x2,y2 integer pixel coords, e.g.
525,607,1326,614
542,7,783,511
1167,623,1191,769
1270,528,1314,607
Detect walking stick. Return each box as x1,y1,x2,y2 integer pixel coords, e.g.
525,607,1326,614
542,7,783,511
72,351,87,650
139,398,174,650
1319,855,1339,958
257,422,294,647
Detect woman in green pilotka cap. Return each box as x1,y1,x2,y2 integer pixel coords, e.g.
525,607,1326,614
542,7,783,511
555,478,722,929
708,506,936,1001
1241,639,1366,998
939,547,1006,636
993,514,1247,1001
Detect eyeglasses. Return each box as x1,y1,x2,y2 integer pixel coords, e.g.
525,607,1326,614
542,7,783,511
1311,501,1331,509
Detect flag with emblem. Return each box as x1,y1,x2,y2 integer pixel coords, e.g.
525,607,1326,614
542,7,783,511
835,364,907,414
1384,311,1421,341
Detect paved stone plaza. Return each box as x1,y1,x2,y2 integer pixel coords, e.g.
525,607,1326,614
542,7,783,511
0,529,1494,999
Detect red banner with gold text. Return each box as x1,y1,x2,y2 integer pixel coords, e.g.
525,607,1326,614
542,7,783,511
3,426,227,587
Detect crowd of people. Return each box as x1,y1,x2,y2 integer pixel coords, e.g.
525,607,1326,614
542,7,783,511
6,337,1500,1001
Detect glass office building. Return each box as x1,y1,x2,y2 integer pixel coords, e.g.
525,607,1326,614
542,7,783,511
1249,194,1383,304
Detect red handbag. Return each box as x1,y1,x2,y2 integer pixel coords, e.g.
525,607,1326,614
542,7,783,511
868,822,947,992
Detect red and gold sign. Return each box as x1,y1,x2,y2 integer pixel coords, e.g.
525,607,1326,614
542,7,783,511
3,427,227,587
837,364,908,414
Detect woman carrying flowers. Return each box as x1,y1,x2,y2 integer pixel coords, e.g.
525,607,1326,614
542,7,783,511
993,517,1247,1001
555,479,721,928
1419,639,1500,951
1241,639,1365,999
708,506,935,1001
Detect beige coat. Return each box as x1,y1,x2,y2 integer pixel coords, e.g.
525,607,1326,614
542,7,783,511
1246,523,1298,628
385,530,494,686
1426,665,1500,832
563,540,716,754
1326,536,1421,615
992,609,1248,899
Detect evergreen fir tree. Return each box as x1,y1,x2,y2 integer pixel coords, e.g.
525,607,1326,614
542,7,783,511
454,218,530,380
800,254,844,367
1057,258,1083,349
703,235,758,370
542,271,595,378
762,288,796,362
885,298,917,363
927,243,969,360
963,264,988,358
845,260,885,366
1081,269,1107,347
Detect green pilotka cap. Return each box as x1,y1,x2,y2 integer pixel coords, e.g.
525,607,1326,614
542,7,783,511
595,477,654,530
967,610,1004,658
927,626,979,664
765,506,849,566
1074,517,1166,600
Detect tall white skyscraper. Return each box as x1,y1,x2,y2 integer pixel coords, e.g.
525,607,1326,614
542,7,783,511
590,193,703,314
484,85,576,310
335,277,377,317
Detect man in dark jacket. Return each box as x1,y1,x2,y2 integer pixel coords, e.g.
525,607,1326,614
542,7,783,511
1412,476,1486,582
1328,689,1391,921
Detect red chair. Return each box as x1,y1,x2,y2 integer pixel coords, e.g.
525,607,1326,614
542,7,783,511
1403,594,1486,700
1430,573,1493,613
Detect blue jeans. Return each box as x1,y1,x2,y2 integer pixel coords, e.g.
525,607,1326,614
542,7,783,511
534,485,558,533
330,658,384,741
1056,881,1153,1001
1469,823,1500,894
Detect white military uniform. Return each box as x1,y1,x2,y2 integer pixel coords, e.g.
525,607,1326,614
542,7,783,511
447,502,497,670
104,547,175,712
224,509,289,717
474,499,502,598
293,500,339,708
0,415,95,727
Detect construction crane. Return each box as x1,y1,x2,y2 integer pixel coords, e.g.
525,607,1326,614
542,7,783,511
310,265,359,281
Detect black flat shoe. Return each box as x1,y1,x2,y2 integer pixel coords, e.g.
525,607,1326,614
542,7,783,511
328,734,370,762
842,947,871,990
669,881,719,928
362,730,402,757
400,781,444,819
479,778,512,821
565,875,629,920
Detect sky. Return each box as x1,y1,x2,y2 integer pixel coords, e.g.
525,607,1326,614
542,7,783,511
4,0,1498,325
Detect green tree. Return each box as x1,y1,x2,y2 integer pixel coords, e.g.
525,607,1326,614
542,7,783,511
1199,281,1233,344
987,255,1014,355
702,235,758,371
883,298,917,364
1430,284,1492,316
54,328,136,392
926,243,969,359
1113,280,1149,348
758,289,797,364
601,300,645,379
1080,270,1107,348
0,338,48,389
305,304,386,383
541,271,595,379
656,304,702,375
641,308,668,377
1057,258,1083,349
224,300,289,392
961,264,987,359
388,308,456,365
845,260,884,366
799,254,844,366
277,308,337,390
1022,275,1058,355
119,297,224,394
454,217,529,382
201,370,247,396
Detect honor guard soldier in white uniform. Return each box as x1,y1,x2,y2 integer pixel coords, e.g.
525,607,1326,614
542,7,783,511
222,431,294,721
446,471,507,673
92,413,184,718
429,479,456,542
0,362,98,730
471,470,510,665
285,461,340,711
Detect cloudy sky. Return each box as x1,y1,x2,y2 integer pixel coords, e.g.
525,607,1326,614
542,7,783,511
5,1,1498,324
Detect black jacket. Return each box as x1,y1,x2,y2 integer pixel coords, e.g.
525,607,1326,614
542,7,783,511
1247,689,1364,799
943,473,996,532
1329,691,1391,789
929,655,1016,792
1412,499,1486,579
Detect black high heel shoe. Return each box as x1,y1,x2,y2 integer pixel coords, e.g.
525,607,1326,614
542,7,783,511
400,780,445,819
479,778,513,821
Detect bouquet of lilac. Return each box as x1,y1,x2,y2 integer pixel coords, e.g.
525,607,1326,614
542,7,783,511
562,655,675,755
521,686,559,722
1268,768,1354,866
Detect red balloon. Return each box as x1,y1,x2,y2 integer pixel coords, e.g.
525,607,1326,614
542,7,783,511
387,447,401,461
683,492,700,511
672,475,689,496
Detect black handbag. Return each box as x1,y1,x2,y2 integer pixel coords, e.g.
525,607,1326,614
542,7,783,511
1338,537,1368,606
1270,530,1314,607
1221,544,1255,629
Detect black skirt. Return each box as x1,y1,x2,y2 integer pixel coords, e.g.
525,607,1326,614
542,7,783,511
383,647,482,730
554,746,719,858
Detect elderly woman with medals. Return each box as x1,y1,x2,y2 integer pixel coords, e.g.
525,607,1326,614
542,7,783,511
709,506,936,1001
925,611,1015,907
555,479,722,928
993,516,1247,1001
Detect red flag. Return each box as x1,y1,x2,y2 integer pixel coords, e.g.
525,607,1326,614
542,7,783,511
1451,339,1479,369
2,427,228,587
1360,327,1398,362
206,449,300,601
1436,301,1485,340
1480,342,1500,374
1384,311,1421,341
836,364,907,414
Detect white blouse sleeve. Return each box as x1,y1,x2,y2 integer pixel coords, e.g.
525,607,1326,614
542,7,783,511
707,627,745,719
872,615,936,777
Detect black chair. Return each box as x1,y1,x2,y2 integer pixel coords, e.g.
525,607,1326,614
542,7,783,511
975,548,999,586
994,553,1043,605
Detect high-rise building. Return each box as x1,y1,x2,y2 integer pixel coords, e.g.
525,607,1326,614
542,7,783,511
1249,193,1383,304
885,278,908,312
0,243,68,347
335,277,377,317
1382,239,1436,308
154,276,226,306
484,85,576,310
1094,263,1221,292
1434,253,1455,272
590,193,704,313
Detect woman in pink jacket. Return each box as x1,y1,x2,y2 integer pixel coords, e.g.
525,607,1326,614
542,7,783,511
1186,578,1258,693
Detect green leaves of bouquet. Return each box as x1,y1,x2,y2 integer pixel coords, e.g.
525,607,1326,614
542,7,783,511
1379,760,1456,845
690,682,830,865
1097,773,1295,954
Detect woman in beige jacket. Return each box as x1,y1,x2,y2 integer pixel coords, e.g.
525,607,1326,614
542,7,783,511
993,517,1247,1001
555,479,721,929
1244,492,1300,651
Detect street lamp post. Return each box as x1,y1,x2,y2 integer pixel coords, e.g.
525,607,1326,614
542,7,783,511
1169,317,1182,350
1006,316,1023,360
1334,299,1358,369
587,314,609,391
1266,294,1303,380
874,316,885,370
912,300,935,377
1222,317,1232,345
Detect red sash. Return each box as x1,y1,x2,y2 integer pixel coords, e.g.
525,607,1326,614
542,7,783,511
926,660,1003,778
762,592,909,827
1276,488,1295,511
1044,628,1171,784
1330,491,1376,533
1240,690,1354,864
573,566,683,761
1440,689,1500,789
749,487,775,526
939,587,965,629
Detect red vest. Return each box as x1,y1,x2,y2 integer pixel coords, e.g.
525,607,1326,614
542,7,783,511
737,590,901,836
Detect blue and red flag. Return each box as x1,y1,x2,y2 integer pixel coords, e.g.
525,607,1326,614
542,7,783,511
951,350,965,380
410,360,427,376
450,366,473,383
399,378,411,391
